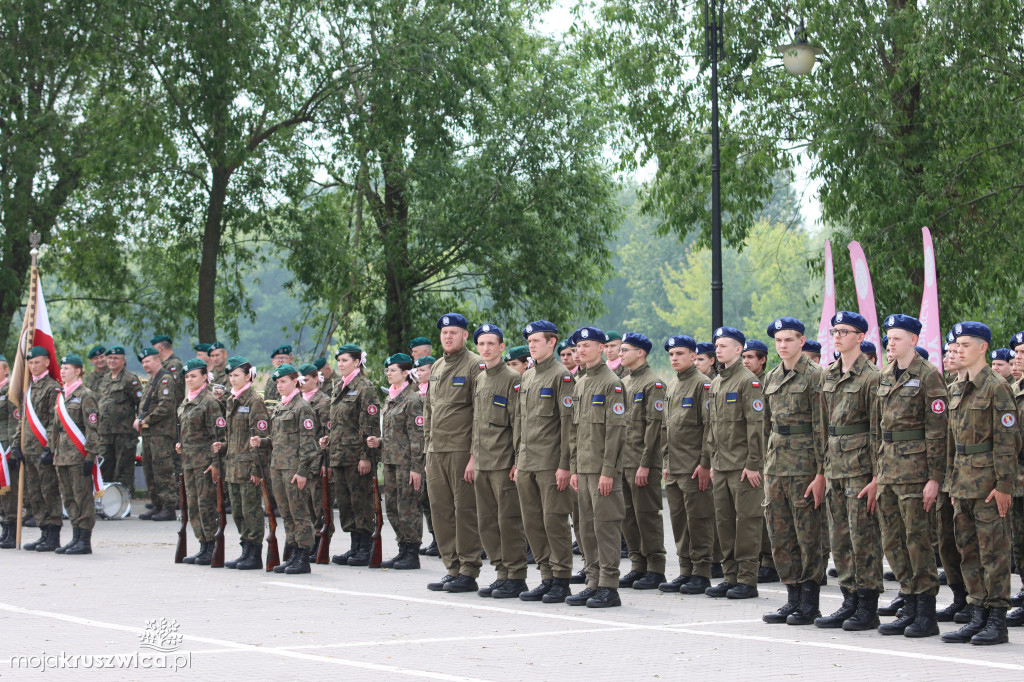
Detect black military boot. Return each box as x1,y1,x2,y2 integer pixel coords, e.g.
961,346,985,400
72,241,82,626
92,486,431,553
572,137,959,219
65,529,92,555
381,543,408,570
618,570,644,588
347,531,371,566
632,572,666,590
878,592,906,617
942,605,988,643
787,581,821,625
883,570,896,581
970,607,1008,645
332,533,358,565
757,565,780,583
285,547,312,574
478,579,507,597
953,603,975,624
151,508,176,521
274,544,298,573
878,594,916,635
569,568,587,584
182,540,206,565
1005,605,1024,627
394,544,421,570
565,587,597,606
905,593,940,637
225,541,248,569
308,537,320,562
23,526,49,551
55,527,80,554
194,541,215,566
0,523,14,549
35,525,61,552
843,589,880,631
519,579,552,601
1011,576,1024,607
236,542,263,570
711,563,724,578
427,575,456,591
727,583,758,599
492,579,529,599
586,587,621,608
0,522,10,546
421,534,439,556
763,584,801,624
815,587,857,628
659,575,689,592
680,575,711,595
444,575,479,593
704,581,735,598
542,578,572,603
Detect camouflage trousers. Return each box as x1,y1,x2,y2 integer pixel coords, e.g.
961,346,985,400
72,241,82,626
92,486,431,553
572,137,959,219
1012,496,1024,576
825,475,883,592
877,483,939,595
953,497,1012,608
473,468,526,579
305,471,335,541
332,463,373,535
936,492,963,586
577,472,625,589
622,466,666,575
760,516,775,571
228,480,264,544
24,456,62,527
0,464,19,521
141,434,179,510
184,466,218,543
271,467,314,550
99,433,139,495
384,464,424,546
665,472,715,578
516,468,574,580
765,474,824,585
56,464,95,531
713,469,763,587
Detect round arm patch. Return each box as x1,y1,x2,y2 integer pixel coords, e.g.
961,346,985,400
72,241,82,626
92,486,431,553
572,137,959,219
215,417,226,428
931,399,946,414
1001,413,1016,428
415,415,424,426
256,419,269,431
368,404,378,416
303,418,315,430
612,403,625,415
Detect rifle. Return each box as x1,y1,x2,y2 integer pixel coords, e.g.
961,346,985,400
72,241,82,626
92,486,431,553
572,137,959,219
211,450,226,568
252,426,280,571
174,424,188,563
137,367,168,426
369,466,383,568
315,444,333,564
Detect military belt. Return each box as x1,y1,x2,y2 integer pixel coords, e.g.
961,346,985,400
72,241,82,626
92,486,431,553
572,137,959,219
955,442,993,455
828,423,869,436
883,429,925,442
773,423,812,435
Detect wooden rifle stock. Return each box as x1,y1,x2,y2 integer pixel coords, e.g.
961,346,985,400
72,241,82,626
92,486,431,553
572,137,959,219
315,447,332,564
252,426,280,571
174,419,188,563
212,453,226,568
369,469,383,568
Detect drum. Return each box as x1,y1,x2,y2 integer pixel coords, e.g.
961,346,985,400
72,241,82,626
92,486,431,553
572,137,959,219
94,482,132,520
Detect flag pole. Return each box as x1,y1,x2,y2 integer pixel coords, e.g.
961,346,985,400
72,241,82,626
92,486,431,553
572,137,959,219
15,232,40,549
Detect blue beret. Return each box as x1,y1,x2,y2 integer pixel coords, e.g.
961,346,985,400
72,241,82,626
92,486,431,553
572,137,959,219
916,346,930,360
621,332,652,354
695,342,716,355
570,327,607,344
713,326,745,346
945,329,956,344
767,317,805,338
271,363,298,381
834,350,842,360
883,314,922,336
743,339,768,354
271,345,292,357
943,343,949,354
61,353,83,368
137,347,159,361
831,311,868,333
951,321,991,344
473,323,503,343
881,336,888,350
664,335,697,352
523,320,558,339
802,340,822,353
860,341,876,355
437,313,469,330
1010,331,1024,350
990,348,1014,362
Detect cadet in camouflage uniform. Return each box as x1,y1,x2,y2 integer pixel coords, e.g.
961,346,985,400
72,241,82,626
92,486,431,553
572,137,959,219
84,345,107,392
0,355,19,548
515,321,576,603
208,342,229,387
742,338,778,584
213,356,271,570
1009,330,1024,626
313,357,338,396
423,313,484,593
297,362,331,560
409,337,433,362
414,354,437,556
941,322,1021,645
251,364,319,575
322,344,380,567
760,318,826,625
471,325,528,598
14,346,64,551
616,333,667,591
873,315,947,638
48,354,100,555
368,353,424,570
175,359,225,566
263,345,293,403
96,346,141,495
816,311,884,631
135,347,179,522
151,334,184,407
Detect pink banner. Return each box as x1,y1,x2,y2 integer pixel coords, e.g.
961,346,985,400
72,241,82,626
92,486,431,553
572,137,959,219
848,242,881,366
816,240,836,367
917,227,942,368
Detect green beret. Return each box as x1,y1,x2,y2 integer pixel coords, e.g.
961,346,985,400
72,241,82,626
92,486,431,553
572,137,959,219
193,343,213,353
183,358,207,374
225,355,249,373
408,336,431,350
27,346,49,360
210,341,226,350
0,354,7,363
271,345,292,357
297,362,318,376
87,345,106,359
138,347,160,361
150,334,172,346
414,355,436,368
61,353,83,367
556,339,571,353
504,346,530,362
605,330,622,341
271,363,298,381
313,357,327,370
335,343,362,358
385,353,413,367
105,345,126,356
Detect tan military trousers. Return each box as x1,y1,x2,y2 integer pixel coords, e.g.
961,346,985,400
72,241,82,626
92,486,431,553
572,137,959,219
517,468,574,579
665,472,715,577
577,472,625,588
713,468,763,586
426,450,481,578
621,466,666,574
475,468,527,580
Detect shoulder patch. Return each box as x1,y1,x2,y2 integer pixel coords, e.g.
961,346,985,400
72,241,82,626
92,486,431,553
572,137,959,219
653,400,665,412
752,399,764,412
513,384,521,392
256,419,268,431
215,417,226,428
303,418,314,430
562,396,574,408
931,399,946,414
367,404,378,416
479,362,486,370
614,386,623,393
162,389,169,395
1001,413,1016,428
612,403,625,415
752,380,761,388
703,383,712,390
88,413,98,423
654,381,664,389
131,380,139,386
415,415,424,427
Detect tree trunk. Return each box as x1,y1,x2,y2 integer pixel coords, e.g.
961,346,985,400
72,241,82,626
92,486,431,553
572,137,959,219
197,165,231,342
380,156,411,353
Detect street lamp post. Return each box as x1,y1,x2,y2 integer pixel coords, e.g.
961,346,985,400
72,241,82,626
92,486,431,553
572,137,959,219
705,0,724,332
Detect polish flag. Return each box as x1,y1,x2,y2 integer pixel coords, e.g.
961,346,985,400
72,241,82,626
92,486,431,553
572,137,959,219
10,272,61,412
32,276,61,383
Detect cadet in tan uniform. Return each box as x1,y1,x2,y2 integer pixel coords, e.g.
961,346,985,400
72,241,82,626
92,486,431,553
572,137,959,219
263,345,293,403
616,332,667,591
84,346,107,392
515,320,576,603
695,342,718,379
96,346,141,496
49,354,100,555
567,326,627,608
135,347,179,522
423,313,483,592
558,340,577,374
414,354,438,556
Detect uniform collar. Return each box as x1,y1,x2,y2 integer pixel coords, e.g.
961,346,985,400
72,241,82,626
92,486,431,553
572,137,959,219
535,354,557,371
444,345,468,361
719,360,742,379
968,364,995,389
676,365,697,381
629,362,651,379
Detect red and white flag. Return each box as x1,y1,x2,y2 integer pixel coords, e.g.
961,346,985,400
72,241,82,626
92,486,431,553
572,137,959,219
816,240,837,366
0,442,10,492
10,272,60,410
56,392,102,494
918,227,942,368
849,242,882,367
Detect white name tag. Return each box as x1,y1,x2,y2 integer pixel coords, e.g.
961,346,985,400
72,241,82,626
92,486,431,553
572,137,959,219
70,397,82,404
237,406,250,413
347,390,359,396
905,379,920,387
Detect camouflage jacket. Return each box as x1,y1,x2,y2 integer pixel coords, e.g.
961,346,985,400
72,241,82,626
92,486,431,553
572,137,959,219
264,393,319,478
0,380,17,451
162,354,185,406
424,345,482,455
306,389,330,434
821,353,879,479
97,369,143,435
515,354,574,472
945,365,1021,498
707,361,764,472
263,373,280,403
381,382,424,474
472,362,519,471
762,355,824,477
873,354,947,485
327,372,380,466
84,367,107,393
663,365,711,474
622,363,665,470
14,375,62,455
138,371,178,436
177,388,223,471
47,385,100,465
210,365,229,388
570,361,626,476
223,385,271,483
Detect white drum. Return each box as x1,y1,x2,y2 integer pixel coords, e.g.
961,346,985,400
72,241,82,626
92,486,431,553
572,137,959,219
94,482,132,520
